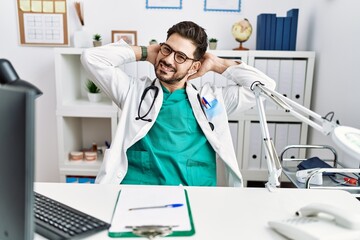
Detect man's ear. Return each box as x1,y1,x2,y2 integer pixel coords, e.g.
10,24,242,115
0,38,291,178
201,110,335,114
188,61,201,75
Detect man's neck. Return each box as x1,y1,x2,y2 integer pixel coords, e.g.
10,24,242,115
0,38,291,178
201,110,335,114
159,80,186,93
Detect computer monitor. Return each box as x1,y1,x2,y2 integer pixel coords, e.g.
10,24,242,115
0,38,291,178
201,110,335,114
0,85,36,239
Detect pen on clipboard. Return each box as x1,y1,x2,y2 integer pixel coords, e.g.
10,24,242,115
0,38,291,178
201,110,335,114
129,203,184,211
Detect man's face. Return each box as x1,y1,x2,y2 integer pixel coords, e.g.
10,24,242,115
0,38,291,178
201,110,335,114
155,33,199,87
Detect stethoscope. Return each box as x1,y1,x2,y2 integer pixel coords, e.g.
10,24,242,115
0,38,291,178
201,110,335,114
135,79,214,131
135,79,158,122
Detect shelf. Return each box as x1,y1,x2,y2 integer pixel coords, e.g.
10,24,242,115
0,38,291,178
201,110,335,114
59,161,102,180
57,115,117,173
57,98,118,118
55,49,111,110
61,158,103,171
55,48,119,182
59,168,100,178
248,50,315,59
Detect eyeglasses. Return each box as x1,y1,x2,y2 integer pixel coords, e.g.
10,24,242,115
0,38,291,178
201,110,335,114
159,43,198,64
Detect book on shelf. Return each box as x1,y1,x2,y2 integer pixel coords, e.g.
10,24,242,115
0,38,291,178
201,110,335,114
269,14,277,50
282,16,292,51
287,8,299,51
256,13,267,50
275,17,285,50
256,8,299,51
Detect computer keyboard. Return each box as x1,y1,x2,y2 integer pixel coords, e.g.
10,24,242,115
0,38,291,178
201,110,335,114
34,192,111,240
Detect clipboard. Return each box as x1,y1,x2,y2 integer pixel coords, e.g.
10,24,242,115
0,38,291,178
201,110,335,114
108,187,195,238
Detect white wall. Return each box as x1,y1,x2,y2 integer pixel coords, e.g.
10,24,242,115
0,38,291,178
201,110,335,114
308,1,360,167
1,0,359,182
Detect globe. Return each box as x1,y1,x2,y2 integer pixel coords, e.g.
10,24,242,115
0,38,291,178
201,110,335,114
232,18,252,50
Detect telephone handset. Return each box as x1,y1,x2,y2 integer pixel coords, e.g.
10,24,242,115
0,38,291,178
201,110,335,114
268,203,360,240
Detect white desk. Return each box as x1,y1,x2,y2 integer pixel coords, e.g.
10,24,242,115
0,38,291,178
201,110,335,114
34,183,360,240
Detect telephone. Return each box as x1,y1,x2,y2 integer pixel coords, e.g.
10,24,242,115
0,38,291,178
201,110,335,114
268,203,360,240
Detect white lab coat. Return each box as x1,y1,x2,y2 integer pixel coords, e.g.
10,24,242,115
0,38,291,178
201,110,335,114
81,40,276,187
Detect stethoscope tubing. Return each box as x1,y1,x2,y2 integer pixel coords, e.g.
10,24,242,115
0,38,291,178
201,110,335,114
135,79,214,131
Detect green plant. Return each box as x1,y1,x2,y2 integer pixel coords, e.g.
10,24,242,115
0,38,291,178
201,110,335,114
93,34,102,41
149,39,158,45
86,80,101,93
209,38,218,43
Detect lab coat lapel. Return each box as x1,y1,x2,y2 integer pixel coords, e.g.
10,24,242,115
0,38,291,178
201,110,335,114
186,83,243,186
123,79,163,150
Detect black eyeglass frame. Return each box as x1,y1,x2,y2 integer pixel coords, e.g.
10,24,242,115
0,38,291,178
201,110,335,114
159,43,199,64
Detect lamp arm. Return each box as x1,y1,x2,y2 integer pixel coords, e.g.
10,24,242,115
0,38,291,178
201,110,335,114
253,85,282,189
251,82,360,188
254,84,338,135
251,82,338,190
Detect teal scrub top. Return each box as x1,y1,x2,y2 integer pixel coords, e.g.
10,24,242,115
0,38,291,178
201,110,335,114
122,84,216,186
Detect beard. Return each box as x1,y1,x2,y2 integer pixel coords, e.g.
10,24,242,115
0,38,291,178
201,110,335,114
155,60,188,85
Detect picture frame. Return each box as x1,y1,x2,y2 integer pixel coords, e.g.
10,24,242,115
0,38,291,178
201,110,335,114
16,0,69,46
111,30,137,45
146,0,182,9
204,0,241,12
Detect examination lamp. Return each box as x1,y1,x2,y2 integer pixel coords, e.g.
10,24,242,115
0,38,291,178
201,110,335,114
251,82,360,189
0,59,42,96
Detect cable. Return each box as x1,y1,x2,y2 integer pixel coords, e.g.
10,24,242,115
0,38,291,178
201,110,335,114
322,111,335,121
328,173,359,186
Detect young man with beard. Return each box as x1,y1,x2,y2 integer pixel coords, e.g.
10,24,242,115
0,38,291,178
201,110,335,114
81,21,276,187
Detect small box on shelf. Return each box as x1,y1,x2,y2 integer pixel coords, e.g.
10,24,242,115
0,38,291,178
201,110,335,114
69,151,84,161
84,151,97,161
66,176,96,184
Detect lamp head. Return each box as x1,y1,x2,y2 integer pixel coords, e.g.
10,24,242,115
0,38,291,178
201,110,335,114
332,126,360,161
0,59,42,96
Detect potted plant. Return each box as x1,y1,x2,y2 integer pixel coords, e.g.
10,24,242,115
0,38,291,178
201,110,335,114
93,34,102,47
86,79,101,102
149,39,158,45
209,38,218,50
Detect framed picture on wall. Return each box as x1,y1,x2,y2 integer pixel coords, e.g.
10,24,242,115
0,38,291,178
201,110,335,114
146,0,182,9
204,0,241,12
111,30,137,45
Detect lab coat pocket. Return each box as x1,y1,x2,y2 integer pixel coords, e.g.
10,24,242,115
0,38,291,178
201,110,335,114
201,94,223,123
204,98,221,120
186,159,216,186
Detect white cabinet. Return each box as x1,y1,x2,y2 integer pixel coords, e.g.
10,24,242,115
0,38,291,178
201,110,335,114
233,51,315,185
55,48,118,182
55,48,315,185
201,50,315,185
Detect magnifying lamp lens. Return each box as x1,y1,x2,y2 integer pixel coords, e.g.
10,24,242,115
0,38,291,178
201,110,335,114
332,126,360,161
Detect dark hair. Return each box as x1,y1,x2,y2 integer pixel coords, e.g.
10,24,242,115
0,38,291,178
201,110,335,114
167,21,208,60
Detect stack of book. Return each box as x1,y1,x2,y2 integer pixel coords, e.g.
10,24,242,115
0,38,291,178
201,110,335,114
256,9,299,51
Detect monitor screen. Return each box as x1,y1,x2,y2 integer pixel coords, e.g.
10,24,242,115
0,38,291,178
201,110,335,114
0,85,36,240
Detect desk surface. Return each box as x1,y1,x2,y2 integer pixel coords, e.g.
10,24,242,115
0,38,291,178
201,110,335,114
34,183,360,240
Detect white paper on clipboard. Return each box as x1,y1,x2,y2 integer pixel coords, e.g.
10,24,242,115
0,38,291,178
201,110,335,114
109,187,193,234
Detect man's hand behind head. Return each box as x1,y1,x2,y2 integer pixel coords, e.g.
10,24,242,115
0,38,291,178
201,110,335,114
147,44,161,66
188,52,216,80
188,52,239,81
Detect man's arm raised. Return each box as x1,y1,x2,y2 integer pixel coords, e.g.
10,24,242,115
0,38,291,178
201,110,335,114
188,52,239,80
